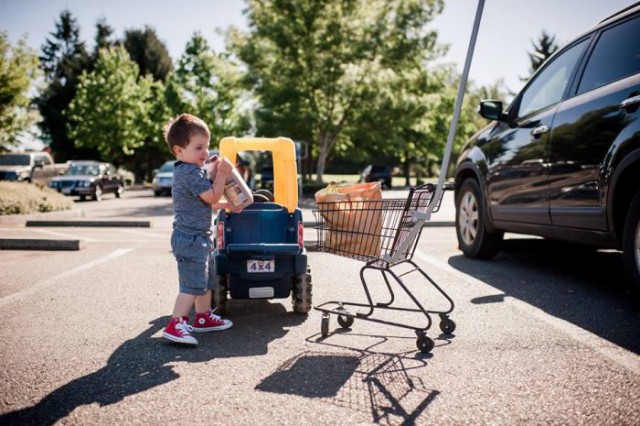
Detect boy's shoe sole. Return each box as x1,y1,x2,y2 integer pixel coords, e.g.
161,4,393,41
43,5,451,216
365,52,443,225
163,331,198,345
192,320,233,332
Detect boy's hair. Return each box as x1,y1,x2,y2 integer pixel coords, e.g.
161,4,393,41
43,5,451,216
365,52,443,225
163,114,210,154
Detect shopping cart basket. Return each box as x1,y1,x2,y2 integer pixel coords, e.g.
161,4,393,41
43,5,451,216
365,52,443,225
313,183,455,353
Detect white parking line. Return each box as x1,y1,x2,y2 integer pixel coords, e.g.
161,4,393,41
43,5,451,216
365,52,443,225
414,249,640,375
0,248,132,308
27,228,99,242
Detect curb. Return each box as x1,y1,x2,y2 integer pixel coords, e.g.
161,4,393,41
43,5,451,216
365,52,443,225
0,238,83,251
26,220,151,228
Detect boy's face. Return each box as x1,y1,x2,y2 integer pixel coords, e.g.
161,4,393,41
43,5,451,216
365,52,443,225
173,134,210,168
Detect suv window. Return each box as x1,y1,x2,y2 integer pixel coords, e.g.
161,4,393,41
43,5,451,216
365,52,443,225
517,39,589,117
577,15,640,95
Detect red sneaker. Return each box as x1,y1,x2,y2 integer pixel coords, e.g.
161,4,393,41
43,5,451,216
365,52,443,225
192,310,233,332
163,316,198,345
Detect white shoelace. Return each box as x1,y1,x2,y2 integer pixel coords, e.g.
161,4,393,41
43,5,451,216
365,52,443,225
176,321,194,336
208,309,222,321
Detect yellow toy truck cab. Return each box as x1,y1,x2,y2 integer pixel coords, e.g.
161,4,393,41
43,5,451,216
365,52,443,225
213,137,312,314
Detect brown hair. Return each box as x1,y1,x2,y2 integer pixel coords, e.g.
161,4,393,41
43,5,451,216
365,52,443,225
163,114,210,154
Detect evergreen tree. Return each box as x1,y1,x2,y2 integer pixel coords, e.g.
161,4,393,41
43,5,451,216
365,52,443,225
36,10,91,161
123,26,173,83
527,30,559,76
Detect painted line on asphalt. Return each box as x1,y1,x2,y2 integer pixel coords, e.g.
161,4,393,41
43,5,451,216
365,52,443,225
27,228,99,242
414,249,640,375
0,248,132,308
116,228,167,239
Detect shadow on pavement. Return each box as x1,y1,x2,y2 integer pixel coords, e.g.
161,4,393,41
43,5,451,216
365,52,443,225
254,333,440,424
0,301,307,425
448,238,640,354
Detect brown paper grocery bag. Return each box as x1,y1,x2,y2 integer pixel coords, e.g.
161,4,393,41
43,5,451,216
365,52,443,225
315,182,383,258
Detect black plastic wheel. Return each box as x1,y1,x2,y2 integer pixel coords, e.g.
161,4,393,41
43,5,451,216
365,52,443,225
213,275,228,315
416,335,434,353
337,315,354,328
320,314,330,336
439,318,456,334
292,269,312,314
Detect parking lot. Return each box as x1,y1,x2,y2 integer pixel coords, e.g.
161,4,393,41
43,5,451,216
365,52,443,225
0,189,638,425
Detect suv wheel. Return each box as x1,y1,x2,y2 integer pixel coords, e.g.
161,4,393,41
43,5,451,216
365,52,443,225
623,192,640,299
456,178,503,259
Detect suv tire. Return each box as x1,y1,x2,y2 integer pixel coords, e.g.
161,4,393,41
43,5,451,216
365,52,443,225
456,178,503,259
623,192,640,299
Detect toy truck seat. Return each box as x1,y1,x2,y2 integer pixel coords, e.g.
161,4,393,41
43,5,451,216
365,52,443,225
212,137,312,314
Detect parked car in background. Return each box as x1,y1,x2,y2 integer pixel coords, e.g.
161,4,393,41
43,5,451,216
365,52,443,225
453,3,640,296
0,152,67,184
48,161,124,201
360,164,392,189
152,160,174,196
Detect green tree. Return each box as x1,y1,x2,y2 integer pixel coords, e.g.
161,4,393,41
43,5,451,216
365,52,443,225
168,32,251,145
0,33,41,151
67,46,160,167
123,26,173,83
231,0,445,182
36,10,91,161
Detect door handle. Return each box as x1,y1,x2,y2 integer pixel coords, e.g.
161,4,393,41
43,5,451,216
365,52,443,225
531,125,549,137
621,95,640,110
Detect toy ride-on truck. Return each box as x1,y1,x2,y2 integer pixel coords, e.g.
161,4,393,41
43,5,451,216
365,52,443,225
213,136,312,314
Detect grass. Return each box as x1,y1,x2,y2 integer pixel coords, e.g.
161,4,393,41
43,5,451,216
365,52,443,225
0,181,75,216
307,174,434,188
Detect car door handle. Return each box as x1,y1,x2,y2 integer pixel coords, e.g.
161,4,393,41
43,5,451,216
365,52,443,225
621,95,640,110
531,125,549,137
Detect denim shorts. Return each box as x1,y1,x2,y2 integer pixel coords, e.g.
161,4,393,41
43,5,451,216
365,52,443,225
171,229,218,296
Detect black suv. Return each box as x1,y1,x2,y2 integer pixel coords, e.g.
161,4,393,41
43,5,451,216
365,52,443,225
454,3,640,295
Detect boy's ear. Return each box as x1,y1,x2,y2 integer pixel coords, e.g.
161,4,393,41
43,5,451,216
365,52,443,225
172,145,183,156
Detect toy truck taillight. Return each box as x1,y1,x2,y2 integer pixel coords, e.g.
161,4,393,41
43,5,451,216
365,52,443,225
298,222,304,248
217,222,225,249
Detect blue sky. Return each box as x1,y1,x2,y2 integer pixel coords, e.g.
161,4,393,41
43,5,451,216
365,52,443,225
1,0,637,94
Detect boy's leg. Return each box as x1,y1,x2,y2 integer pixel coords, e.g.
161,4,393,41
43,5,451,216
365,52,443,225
164,292,199,345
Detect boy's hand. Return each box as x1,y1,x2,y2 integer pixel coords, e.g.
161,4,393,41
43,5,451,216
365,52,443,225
208,157,219,180
217,158,234,175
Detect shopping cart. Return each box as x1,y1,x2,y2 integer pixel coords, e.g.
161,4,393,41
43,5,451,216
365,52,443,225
312,183,455,353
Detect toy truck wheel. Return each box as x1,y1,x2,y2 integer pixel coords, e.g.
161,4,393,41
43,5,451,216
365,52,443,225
213,275,228,315
292,269,312,314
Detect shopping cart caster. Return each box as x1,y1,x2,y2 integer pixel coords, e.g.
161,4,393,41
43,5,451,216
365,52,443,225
337,315,354,329
416,334,434,353
439,316,456,334
321,314,330,336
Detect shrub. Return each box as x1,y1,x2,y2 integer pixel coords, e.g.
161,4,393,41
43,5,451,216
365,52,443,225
0,181,75,215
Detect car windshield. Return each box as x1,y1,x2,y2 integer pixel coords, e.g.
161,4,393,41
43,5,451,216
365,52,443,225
158,162,174,173
66,164,101,176
370,165,389,173
0,154,31,166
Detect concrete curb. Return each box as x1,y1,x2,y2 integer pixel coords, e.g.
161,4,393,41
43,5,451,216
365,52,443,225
26,220,151,228
0,238,83,251
0,208,83,225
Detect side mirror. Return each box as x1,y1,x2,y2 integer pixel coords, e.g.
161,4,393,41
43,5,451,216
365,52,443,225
478,100,508,122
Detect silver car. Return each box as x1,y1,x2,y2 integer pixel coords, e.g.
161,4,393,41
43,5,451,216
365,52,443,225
152,161,174,196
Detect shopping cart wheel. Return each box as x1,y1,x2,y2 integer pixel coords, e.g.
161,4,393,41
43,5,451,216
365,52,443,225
321,314,330,336
337,315,354,329
439,318,456,334
416,335,434,353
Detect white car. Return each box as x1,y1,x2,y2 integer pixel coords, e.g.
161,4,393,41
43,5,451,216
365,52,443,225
152,161,174,196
